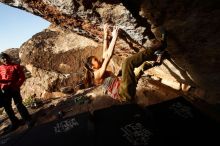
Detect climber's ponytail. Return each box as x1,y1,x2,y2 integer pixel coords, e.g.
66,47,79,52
83,56,95,88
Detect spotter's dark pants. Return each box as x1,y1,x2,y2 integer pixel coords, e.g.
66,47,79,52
0,88,31,125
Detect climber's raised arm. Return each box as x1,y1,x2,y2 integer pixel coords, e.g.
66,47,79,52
102,24,109,59
95,26,119,80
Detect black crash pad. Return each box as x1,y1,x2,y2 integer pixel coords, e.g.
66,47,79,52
93,97,220,146
0,133,22,146
145,96,220,146
93,104,159,146
15,112,94,146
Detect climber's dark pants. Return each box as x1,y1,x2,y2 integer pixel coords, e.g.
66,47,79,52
119,48,156,101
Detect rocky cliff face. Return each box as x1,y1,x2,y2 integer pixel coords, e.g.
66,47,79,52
1,0,220,103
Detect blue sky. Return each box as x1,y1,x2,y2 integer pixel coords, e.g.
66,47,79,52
0,3,50,52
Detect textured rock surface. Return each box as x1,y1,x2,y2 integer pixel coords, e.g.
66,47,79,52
1,0,220,103
19,25,100,99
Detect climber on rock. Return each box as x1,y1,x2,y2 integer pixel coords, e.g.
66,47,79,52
83,23,166,102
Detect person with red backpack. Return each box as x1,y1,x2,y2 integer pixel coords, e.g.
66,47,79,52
0,52,33,133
